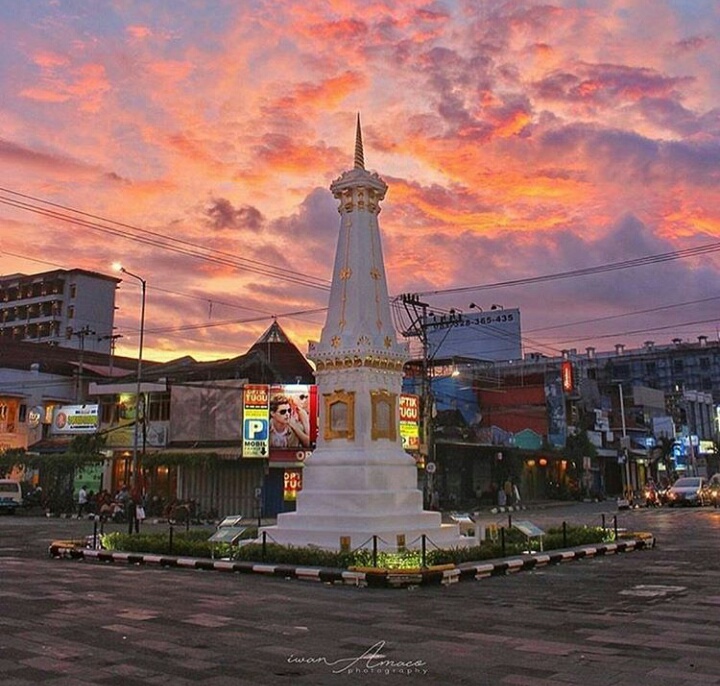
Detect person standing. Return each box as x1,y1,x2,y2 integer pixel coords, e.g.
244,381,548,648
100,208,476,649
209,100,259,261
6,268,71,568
77,485,88,518
126,494,139,534
503,478,514,507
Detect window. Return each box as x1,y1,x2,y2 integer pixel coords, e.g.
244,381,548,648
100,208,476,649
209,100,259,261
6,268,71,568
69,284,77,298
67,305,75,319
100,398,118,424
147,392,171,421
673,359,684,374
699,357,710,370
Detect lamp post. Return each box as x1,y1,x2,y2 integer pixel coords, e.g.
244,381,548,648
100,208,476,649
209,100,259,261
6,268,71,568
113,264,146,490
618,383,632,502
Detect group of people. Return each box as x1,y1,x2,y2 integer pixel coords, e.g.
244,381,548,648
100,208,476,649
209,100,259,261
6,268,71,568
76,484,147,533
496,478,521,508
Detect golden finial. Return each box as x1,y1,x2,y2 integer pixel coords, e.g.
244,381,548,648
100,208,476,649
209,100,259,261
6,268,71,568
354,113,365,170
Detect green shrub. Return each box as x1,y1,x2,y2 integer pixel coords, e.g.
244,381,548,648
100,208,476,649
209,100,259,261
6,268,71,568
99,523,612,569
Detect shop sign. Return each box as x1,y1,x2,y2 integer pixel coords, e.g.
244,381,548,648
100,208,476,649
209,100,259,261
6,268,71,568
400,393,420,451
283,469,303,501
50,404,99,434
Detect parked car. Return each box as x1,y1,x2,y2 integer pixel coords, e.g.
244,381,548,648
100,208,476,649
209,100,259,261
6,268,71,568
666,476,711,507
0,479,23,514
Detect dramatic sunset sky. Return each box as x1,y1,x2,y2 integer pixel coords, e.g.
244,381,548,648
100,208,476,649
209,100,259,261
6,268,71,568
1,0,719,363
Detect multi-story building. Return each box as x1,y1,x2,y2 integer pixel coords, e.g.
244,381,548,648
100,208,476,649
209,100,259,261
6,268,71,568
0,268,119,354
402,334,720,507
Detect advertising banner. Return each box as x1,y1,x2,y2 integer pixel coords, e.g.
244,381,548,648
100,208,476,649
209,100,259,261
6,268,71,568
399,393,420,451
544,372,567,448
268,383,318,454
243,385,270,458
50,404,99,434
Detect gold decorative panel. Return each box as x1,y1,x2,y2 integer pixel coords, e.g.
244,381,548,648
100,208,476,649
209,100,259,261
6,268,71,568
323,389,355,440
370,389,396,441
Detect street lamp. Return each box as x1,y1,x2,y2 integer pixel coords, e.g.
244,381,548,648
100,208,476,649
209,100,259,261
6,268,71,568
113,263,146,490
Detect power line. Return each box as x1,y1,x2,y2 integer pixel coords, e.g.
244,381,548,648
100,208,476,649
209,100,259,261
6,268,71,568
0,188,331,291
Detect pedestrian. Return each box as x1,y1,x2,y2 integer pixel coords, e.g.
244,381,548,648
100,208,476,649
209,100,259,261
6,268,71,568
503,478,513,506
77,485,88,518
126,494,139,534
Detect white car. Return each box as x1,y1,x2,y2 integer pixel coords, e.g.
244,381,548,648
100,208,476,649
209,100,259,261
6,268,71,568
666,477,710,507
0,479,22,514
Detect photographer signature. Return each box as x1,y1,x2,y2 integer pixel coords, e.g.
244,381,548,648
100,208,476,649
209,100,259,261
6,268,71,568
288,640,428,674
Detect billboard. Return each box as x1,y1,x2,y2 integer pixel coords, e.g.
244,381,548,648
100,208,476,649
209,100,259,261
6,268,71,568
545,371,567,448
268,384,318,453
426,308,522,362
242,384,319,459
243,385,270,458
51,404,99,434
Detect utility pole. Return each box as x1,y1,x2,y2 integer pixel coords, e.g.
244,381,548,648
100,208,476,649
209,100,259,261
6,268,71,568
98,333,123,375
400,294,435,502
74,325,96,402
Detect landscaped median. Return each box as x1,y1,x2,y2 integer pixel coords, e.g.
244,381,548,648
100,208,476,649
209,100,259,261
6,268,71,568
48,531,655,589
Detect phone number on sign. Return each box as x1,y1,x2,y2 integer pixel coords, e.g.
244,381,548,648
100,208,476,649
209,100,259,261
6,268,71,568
429,313,515,329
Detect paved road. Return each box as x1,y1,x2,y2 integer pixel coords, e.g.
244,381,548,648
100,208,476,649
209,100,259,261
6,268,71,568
1,503,719,685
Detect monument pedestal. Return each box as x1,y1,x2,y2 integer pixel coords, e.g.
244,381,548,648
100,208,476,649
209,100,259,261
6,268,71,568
263,445,469,551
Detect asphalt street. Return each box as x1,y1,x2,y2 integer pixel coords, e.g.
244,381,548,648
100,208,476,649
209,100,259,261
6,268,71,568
1,502,719,685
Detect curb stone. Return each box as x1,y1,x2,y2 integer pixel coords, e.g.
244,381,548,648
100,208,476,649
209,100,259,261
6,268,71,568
48,535,654,589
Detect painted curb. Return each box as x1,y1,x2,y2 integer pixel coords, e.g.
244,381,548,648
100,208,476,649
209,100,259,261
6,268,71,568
48,535,654,588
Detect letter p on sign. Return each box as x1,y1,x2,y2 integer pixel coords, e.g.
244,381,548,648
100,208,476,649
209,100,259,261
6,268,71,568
244,418,268,440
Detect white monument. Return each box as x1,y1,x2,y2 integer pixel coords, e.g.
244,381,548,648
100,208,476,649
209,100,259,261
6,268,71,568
262,117,466,551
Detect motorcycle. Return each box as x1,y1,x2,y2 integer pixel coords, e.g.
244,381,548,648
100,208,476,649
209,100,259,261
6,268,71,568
644,486,660,508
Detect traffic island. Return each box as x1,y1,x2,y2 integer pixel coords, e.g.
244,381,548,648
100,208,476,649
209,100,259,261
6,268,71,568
48,534,655,589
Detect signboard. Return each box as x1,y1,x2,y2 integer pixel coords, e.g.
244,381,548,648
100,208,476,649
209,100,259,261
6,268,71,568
425,308,522,362
399,393,420,451
283,469,302,501
545,372,566,448
268,383,318,451
51,404,99,434
242,385,270,458
561,360,574,392
513,520,545,538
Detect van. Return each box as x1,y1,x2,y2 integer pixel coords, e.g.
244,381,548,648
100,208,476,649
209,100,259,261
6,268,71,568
0,479,23,514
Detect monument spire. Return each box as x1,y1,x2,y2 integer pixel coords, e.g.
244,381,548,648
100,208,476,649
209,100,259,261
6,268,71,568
354,113,365,170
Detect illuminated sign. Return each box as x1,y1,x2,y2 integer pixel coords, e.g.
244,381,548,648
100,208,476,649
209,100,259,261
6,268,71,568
561,360,574,392
399,393,420,451
50,404,99,434
242,385,269,458
243,384,319,458
283,469,303,501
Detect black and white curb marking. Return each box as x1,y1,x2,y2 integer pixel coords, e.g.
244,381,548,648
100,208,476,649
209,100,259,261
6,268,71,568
49,536,654,588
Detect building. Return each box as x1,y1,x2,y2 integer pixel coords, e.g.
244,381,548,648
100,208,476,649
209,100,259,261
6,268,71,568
0,338,139,455
88,320,316,518
0,268,119,354
401,335,720,507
